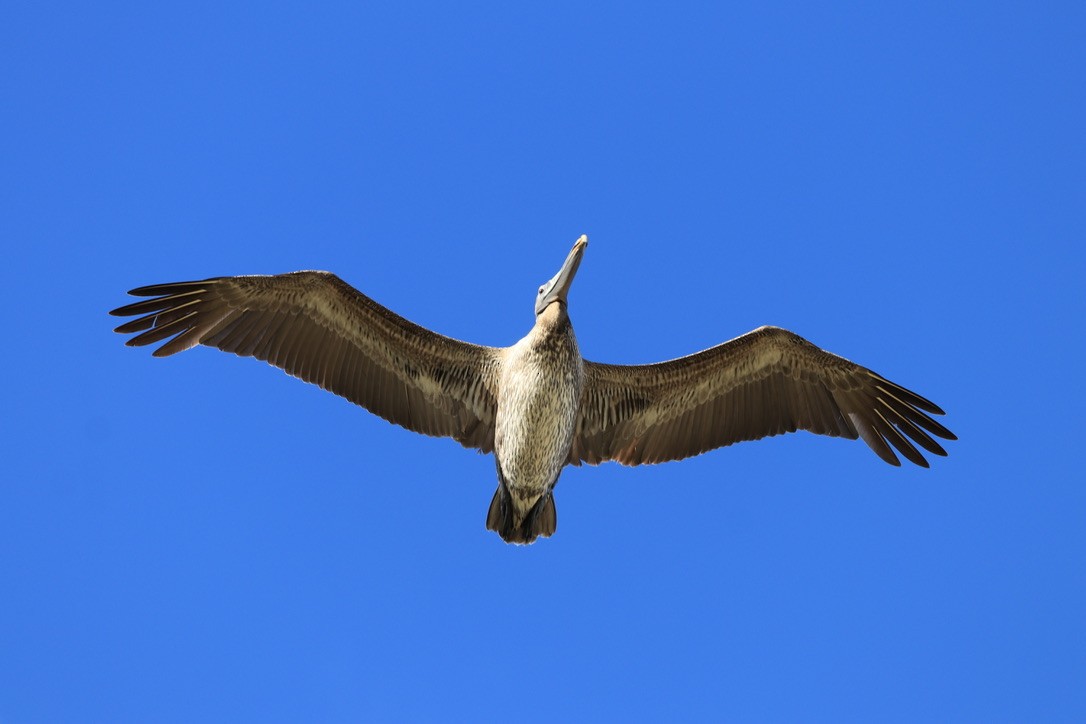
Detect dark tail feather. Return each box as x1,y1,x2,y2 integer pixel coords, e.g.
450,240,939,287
486,485,557,545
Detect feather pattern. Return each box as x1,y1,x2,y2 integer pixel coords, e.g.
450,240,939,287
111,272,501,451
569,326,956,467
111,235,955,544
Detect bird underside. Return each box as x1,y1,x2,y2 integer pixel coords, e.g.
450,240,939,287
109,238,956,546
485,463,558,544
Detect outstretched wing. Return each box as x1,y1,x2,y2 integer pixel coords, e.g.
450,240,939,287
570,326,955,467
111,272,501,452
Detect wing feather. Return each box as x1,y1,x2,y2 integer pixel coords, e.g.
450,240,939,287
570,325,955,468
111,272,500,451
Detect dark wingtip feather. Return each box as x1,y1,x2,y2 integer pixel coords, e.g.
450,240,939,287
126,280,212,297
113,316,156,334
110,300,148,317
864,428,902,466
912,413,956,441
873,379,946,416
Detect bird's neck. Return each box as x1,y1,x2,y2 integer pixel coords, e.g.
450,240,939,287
534,302,569,333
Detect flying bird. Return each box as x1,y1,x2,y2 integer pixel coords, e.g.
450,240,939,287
111,235,955,544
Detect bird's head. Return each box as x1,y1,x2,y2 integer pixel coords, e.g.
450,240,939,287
535,235,587,316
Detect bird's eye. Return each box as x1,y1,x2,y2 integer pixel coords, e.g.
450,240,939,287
538,286,544,294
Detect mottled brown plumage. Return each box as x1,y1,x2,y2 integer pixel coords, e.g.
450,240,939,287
111,235,955,544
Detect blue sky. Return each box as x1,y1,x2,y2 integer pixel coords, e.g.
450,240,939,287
2,2,1083,721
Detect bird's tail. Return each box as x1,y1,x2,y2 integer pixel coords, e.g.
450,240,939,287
486,483,557,545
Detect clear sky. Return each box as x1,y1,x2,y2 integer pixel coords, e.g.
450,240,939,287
2,2,1083,721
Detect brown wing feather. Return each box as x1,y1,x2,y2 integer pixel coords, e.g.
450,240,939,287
111,272,500,451
569,326,955,467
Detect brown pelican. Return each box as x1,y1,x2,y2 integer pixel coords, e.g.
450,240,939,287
110,235,955,544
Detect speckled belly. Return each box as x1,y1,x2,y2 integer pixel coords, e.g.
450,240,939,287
494,344,583,502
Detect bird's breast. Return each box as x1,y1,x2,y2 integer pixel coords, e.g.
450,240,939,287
494,330,584,499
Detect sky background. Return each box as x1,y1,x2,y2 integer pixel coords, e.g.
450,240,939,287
2,2,1084,721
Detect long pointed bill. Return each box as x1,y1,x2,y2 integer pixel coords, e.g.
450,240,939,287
536,235,588,314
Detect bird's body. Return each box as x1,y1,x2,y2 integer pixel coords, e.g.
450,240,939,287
490,303,584,542
111,235,955,544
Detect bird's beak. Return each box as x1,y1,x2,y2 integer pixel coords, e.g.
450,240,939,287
536,235,588,315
